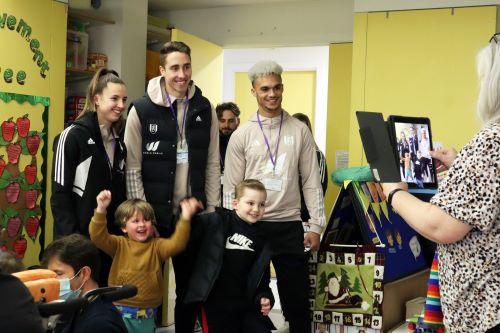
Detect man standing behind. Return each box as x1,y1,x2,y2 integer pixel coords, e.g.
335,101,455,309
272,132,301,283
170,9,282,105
216,102,240,179
124,41,220,332
409,125,419,165
223,60,326,333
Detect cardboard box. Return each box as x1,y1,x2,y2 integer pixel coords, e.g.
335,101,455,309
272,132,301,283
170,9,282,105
382,269,429,331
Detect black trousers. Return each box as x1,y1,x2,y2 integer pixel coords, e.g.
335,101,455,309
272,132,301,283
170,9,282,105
201,298,272,333
257,221,311,333
158,217,199,333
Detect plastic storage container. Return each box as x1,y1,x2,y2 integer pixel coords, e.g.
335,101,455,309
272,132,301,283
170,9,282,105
66,30,89,70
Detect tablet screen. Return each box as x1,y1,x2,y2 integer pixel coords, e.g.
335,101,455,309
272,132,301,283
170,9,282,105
390,117,437,189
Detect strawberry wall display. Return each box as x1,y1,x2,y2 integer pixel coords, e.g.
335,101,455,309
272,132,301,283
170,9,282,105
0,92,48,261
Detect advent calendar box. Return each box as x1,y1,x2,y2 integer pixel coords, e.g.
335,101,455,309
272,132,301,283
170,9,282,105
308,181,429,332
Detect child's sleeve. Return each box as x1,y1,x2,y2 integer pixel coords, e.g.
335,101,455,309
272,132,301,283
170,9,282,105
89,210,119,257
254,265,275,311
156,217,191,260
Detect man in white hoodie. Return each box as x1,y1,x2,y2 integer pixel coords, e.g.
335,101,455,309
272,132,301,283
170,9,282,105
124,41,220,332
223,60,326,333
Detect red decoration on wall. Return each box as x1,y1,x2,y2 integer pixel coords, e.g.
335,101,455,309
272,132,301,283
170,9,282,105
0,92,49,260
25,216,40,239
25,189,38,209
27,134,40,155
7,217,22,237
0,155,5,176
16,114,30,138
5,182,20,203
24,164,37,185
1,118,15,142
13,237,27,259
7,142,21,163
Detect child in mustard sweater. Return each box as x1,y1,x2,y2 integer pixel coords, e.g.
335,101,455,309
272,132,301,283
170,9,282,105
89,190,201,333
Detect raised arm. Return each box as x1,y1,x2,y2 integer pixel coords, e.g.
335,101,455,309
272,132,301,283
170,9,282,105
89,190,120,256
156,198,201,259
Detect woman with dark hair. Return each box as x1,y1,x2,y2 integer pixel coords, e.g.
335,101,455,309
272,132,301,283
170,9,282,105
51,68,128,284
292,113,328,222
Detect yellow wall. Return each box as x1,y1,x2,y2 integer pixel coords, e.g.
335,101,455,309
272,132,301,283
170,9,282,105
324,43,353,219
171,28,223,104
0,0,67,266
235,70,316,125
348,6,496,166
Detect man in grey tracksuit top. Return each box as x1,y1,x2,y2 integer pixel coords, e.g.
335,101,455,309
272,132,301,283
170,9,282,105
223,60,326,333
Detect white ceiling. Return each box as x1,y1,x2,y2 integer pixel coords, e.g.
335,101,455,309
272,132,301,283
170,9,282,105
148,0,303,11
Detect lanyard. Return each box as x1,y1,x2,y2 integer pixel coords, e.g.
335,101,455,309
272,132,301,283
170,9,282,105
165,93,189,146
256,112,283,172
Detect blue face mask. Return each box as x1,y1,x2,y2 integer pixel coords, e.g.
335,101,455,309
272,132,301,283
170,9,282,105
58,268,84,301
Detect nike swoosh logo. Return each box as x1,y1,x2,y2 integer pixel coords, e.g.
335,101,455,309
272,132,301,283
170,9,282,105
225,238,254,252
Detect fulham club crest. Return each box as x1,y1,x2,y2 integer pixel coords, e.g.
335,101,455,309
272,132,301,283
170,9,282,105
149,124,158,134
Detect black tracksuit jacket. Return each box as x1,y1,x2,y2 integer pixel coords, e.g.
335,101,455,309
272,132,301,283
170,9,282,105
51,112,126,238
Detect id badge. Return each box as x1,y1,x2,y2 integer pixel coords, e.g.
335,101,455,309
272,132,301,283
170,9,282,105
262,177,283,192
177,148,189,164
220,173,225,185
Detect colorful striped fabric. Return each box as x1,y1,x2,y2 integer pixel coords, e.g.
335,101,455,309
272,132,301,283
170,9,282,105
418,251,445,331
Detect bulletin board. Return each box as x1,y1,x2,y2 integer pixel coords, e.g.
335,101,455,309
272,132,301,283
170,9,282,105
0,92,48,261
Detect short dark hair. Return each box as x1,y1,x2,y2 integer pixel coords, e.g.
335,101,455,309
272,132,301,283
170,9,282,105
160,41,191,67
42,234,101,281
292,113,312,132
216,102,240,119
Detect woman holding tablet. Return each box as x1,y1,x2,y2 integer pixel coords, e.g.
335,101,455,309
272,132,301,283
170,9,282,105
382,38,499,333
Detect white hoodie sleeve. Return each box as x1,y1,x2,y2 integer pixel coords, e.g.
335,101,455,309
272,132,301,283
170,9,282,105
124,107,146,200
204,106,221,211
222,129,246,209
299,129,326,234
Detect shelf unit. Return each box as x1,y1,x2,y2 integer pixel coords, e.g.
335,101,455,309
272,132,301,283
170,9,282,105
147,24,172,50
65,8,115,81
65,67,97,83
65,8,116,126
68,8,116,26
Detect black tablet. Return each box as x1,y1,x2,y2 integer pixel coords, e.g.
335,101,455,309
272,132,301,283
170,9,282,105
387,116,437,189
356,111,401,182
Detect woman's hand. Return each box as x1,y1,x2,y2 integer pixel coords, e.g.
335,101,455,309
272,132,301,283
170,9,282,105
430,147,457,170
381,182,408,198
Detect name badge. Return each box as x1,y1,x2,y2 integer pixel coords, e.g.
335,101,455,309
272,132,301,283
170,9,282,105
262,178,283,192
220,173,225,185
177,149,189,164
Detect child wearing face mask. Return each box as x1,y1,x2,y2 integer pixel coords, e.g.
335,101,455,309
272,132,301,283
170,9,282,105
182,179,275,333
42,234,127,333
89,190,200,333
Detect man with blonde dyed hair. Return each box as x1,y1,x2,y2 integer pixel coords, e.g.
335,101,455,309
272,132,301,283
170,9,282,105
223,60,326,333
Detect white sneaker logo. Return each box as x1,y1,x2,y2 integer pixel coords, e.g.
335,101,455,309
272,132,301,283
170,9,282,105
87,138,95,145
146,141,160,152
225,233,254,252
195,116,202,122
